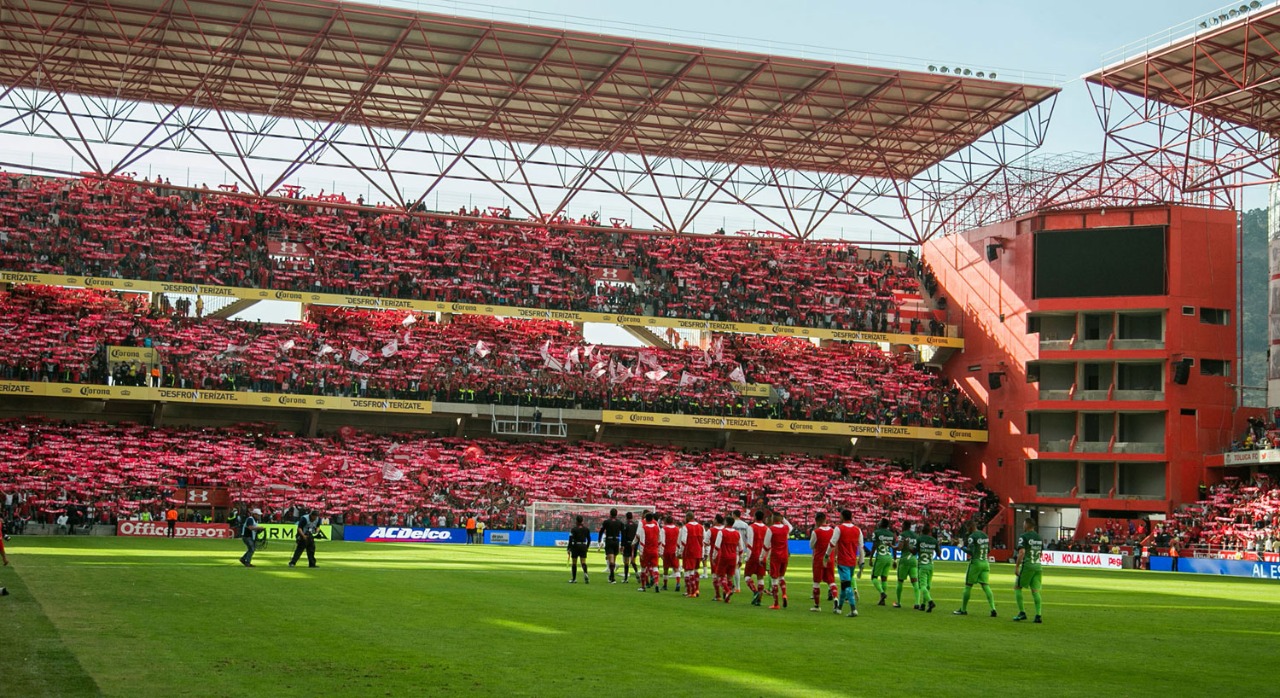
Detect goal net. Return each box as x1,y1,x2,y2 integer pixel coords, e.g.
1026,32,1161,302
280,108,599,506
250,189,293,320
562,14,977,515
523,501,654,546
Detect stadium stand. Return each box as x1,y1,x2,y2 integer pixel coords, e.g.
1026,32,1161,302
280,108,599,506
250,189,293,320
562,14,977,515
0,284,985,428
0,172,944,335
0,419,982,534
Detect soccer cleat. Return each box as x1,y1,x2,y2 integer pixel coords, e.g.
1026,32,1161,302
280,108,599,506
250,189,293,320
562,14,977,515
569,579,577,583
637,586,647,592
584,576,589,584
927,601,936,613
0,587,8,596
810,605,821,612
1013,612,1028,622
847,609,859,618
953,609,968,616
892,602,902,608
768,604,781,610
1034,615,1043,624
610,580,617,585
833,605,842,615
674,584,681,592
288,562,296,567
878,593,887,606
782,595,788,609
990,610,998,618
724,592,733,604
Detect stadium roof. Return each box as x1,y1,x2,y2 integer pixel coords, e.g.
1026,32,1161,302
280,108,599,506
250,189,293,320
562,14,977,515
1086,3,1280,136
0,0,1058,180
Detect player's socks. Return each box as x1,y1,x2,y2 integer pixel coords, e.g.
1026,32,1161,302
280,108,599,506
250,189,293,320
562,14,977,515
828,583,837,601
1032,590,1043,617
960,586,972,612
812,584,821,608
913,581,922,608
895,580,904,605
770,578,780,606
872,578,884,595
983,585,996,611
779,579,787,607
1015,588,1025,614
746,578,757,594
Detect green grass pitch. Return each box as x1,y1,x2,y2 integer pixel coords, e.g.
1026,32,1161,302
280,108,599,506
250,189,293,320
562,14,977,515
1,537,1275,697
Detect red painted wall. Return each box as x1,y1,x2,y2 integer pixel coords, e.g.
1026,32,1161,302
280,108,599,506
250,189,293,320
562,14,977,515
924,205,1238,531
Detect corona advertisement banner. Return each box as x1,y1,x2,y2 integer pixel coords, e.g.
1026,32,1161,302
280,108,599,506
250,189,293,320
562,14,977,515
0,270,963,348
0,381,431,415
600,410,987,443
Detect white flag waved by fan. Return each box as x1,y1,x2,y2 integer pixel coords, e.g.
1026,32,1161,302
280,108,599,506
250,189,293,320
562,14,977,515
474,340,492,358
729,365,746,384
381,340,399,358
381,462,405,482
679,371,702,387
566,347,581,369
401,314,418,327
349,347,371,365
316,343,335,357
280,339,296,352
644,369,668,382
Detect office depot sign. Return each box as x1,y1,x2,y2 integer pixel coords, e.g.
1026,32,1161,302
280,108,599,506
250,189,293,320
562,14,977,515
117,521,234,539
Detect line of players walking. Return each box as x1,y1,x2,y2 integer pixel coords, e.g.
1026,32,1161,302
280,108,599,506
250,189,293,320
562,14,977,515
569,509,1045,623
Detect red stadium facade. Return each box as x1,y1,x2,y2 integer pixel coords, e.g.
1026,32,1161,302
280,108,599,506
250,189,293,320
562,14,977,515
925,204,1240,539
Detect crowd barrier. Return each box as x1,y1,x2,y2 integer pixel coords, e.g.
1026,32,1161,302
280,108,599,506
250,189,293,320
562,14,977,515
0,269,964,349
258,523,333,542
601,411,988,443
1148,556,1280,579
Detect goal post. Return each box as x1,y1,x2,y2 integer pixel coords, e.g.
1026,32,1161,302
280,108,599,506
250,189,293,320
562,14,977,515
523,502,655,546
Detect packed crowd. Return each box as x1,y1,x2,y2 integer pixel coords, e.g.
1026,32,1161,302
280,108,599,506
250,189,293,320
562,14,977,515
0,284,986,428
0,419,984,533
0,172,943,334
1159,475,1279,554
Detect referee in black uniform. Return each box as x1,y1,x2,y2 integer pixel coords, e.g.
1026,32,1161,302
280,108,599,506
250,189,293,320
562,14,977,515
568,515,590,584
599,508,625,584
621,511,639,584
288,507,319,568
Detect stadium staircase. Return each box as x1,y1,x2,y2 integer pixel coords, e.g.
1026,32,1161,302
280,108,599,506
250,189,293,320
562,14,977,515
206,298,261,319
621,324,676,349
985,503,1008,543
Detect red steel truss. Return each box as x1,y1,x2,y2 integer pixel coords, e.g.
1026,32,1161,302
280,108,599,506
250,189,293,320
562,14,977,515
1084,2,1280,205
0,0,1058,242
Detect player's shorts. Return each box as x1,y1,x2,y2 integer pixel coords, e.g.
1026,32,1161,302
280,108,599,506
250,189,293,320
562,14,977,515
896,555,918,581
838,565,857,585
965,560,991,586
871,554,893,578
662,551,679,569
743,556,766,577
768,554,789,578
640,551,660,568
812,558,835,584
682,555,701,572
570,544,589,558
604,539,620,555
622,542,635,557
714,555,738,576
1016,564,1042,590
917,565,933,590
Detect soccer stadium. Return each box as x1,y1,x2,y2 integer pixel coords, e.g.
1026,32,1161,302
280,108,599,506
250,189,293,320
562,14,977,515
0,0,1278,695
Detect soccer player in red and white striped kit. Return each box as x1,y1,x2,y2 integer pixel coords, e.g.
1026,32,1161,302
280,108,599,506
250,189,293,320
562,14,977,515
809,512,838,611
633,512,664,592
661,514,682,592
676,513,704,598
759,514,793,609
712,514,744,603
743,510,770,606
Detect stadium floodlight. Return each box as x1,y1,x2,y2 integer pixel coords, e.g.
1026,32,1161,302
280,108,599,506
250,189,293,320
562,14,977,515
940,67,950,74
963,68,973,76
1251,1,1262,8
928,64,937,72
989,72,997,79
1241,5,1250,13
1230,9,1238,17
976,71,986,78
1199,21,1208,28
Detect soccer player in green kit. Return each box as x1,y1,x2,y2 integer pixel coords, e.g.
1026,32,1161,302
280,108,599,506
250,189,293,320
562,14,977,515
915,523,939,612
953,520,997,617
893,520,919,609
1013,517,1044,623
869,518,895,605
